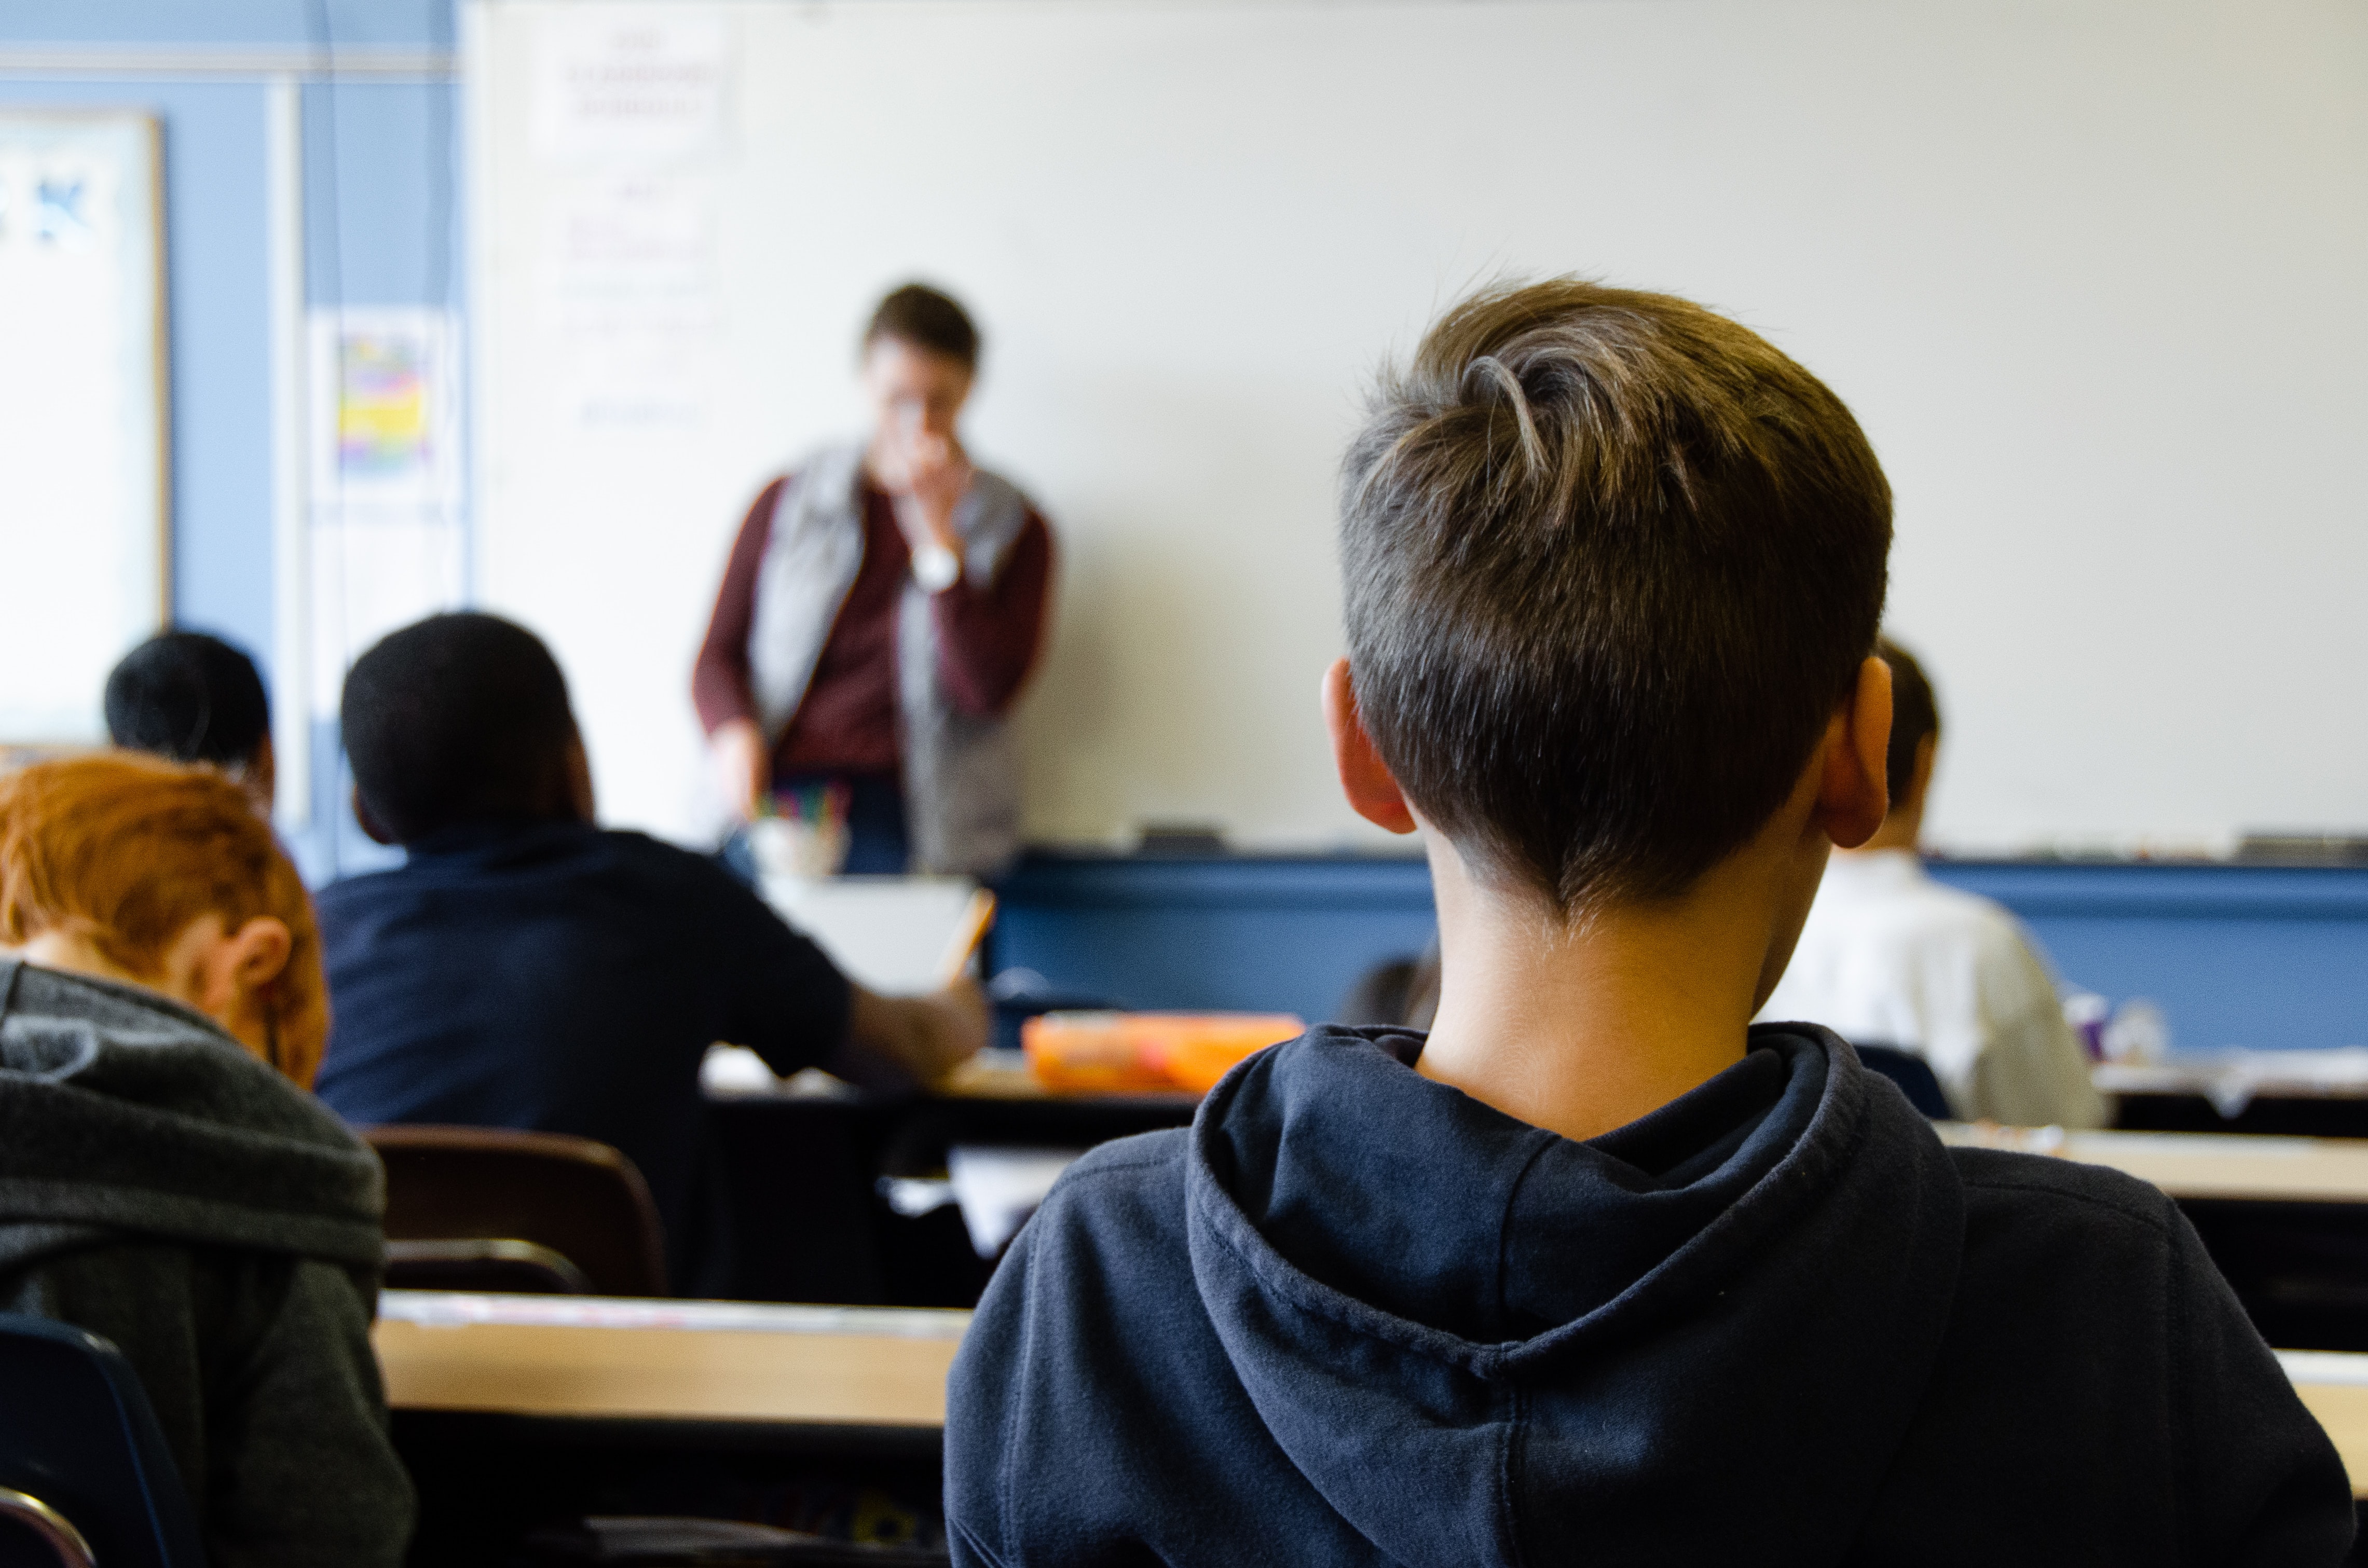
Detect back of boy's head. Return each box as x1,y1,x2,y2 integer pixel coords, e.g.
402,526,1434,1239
0,751,328,1088
1877,636,1940,803
105,630,271,771
341,612,579,843
1340,278,1892,912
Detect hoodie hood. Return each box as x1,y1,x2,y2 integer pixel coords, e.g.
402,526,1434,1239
1184,1024,1965,1564
0,958,383,1274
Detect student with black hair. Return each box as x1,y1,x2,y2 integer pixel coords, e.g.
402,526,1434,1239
946,282,2351,1564
312,612,985,1294
104,629,276,814
1758,637,2107,1127
693,282,1056,877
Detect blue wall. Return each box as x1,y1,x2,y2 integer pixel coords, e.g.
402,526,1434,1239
1930,862,2368,1054
992,854,2368,1054
993,855,1440,1025
0,1,460,878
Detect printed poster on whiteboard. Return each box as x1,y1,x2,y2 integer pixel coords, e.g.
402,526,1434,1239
306,307,466,718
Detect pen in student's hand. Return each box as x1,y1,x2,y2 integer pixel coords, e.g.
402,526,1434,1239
939,889,997,987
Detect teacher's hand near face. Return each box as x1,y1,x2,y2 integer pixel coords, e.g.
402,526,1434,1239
879,424,975,575
864,332,979,585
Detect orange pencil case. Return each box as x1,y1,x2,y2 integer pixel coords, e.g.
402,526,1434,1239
1022,1011,1306,1095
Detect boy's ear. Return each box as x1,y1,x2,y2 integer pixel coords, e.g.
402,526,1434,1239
1322,659,1417,835
1816,655,1894,849
352,786,398,846
224,916,293,990
194,915,292,1022
563,728,598,824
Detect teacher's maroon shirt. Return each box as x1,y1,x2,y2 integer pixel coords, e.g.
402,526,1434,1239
692,470,1055,777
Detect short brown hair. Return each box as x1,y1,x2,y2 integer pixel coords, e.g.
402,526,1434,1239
1340,279,1891,911
0,752,330,1086
864,283,979,372
1878,636,1939,804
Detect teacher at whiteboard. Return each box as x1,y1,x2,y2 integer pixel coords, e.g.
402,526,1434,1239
694,284,1055,877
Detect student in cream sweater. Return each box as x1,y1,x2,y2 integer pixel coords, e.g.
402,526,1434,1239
1758,638,2106,1127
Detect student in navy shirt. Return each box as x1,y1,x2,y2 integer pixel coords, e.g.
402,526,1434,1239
314,612,983,1293
946,282,2353,1564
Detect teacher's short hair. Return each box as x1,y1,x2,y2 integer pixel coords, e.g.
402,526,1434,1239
342,612,579,843
106,629,272,772
865,282,980,372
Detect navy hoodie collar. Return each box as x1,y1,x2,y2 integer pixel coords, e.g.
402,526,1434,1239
1208,1029,1809,1343
1184,1023,1966,1563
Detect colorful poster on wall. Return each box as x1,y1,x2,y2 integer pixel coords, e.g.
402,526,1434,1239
306,307,463,719
309,307,459,506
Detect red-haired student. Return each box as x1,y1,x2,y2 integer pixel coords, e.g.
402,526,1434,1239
0,752,412,1565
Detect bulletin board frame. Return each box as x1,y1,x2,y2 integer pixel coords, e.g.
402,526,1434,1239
0,108,170,748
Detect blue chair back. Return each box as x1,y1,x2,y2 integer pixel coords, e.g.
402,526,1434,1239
1854,1043,1954,1120
0,1314,202,1568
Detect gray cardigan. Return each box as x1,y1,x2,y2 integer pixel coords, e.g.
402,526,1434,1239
748,441,1033,875
0,958,413,1567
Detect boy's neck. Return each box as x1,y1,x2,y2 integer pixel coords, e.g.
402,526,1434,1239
1416,830,1822,1145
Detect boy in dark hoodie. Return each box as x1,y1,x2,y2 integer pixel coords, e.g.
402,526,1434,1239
945,281,2355,1565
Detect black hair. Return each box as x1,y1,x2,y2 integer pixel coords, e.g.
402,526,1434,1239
105,630,272,770
1878,635,1940,806
1339,278,1892,912
341,612,579,843
864,283,981,372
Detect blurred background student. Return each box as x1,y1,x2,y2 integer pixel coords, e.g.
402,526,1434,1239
694,283,1055,878
1757,637,2107,1127
105,628,277,816
0,753,412,1565
316,613,986,1295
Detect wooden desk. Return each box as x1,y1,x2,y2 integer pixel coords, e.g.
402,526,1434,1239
379,1294,965,1560
1939,1125,2368,1204
375,1292,966,1431
2281,1352,2368,1498
377,1294,2368,1506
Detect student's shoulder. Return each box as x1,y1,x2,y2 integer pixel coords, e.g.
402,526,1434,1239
595,828,764,902
1041,1130,1192,1215
1021,1130,1194,1260
311,860,422,918
963,1133,1196,1368
1873,872,2022,944
1898,876,2046,954
1947,1144,2181,1247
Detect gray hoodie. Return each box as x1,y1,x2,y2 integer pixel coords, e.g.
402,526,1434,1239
0,957,413,1566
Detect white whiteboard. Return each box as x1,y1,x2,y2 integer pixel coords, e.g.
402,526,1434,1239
467,0,2368,856
0,112,166,743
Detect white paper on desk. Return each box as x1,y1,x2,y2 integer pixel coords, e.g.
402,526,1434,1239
760,874,982,994
948,1145,1085,1258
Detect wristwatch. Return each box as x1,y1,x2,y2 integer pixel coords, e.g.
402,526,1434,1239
912,540,961,593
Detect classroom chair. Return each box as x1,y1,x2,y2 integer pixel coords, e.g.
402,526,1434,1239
365,1126,669,1297
0,1314,203,1568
